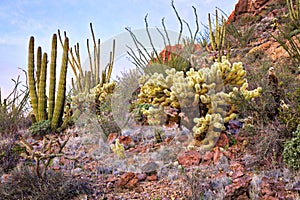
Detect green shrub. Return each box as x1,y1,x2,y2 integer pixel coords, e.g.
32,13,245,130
283,124,300,170
29,119,52,137
279,87,300,133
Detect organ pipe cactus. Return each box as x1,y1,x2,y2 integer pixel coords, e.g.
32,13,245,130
207,10,227,62
51,37,69,130
37,53,47,121
48,34,57,121
27,34,69,131
28,37,38,122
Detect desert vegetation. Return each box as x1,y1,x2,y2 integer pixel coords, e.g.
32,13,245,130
0,0,299,199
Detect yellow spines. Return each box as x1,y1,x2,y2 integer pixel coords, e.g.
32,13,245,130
110,139,125,159
136,57,262,151
224,113,237,123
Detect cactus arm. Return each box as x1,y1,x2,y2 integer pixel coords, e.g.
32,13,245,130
107,40,115,83
48,34,57,120
36,46,42,91
208,13,216,51
28,36,39,120
215,10,219,50
38,53,48,121
96,38,101,85
51,37,69,130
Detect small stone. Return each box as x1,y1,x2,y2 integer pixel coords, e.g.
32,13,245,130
137,173,147,181
107,133,118,144
215,133,229,148
141,162,159,175
118,135,134,149
232,171,244,179
147,174,158,181
116,172,137,188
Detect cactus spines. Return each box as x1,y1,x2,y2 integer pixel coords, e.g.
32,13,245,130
37,53,48,121
137,57,261,150
51,37,69,130
48,34,57,120
28,36,38,121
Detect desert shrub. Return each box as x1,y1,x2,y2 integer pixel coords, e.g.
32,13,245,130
232,60,298,125
279,87,300,133
230,64,277,125
181,168,210,200
283,124,300,170
0,74,30,136
270,0,300,68
0,137,21,174
226,21,256,48
0,166,91,200
29,119,52,137
254,123,286,168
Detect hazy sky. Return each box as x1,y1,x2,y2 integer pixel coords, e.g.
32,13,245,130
0,0,237,96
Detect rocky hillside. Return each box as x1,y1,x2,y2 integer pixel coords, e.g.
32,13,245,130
1,0,299,200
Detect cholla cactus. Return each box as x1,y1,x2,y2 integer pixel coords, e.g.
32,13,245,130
93,81,121,137
137,56,262,150
110,139,125,159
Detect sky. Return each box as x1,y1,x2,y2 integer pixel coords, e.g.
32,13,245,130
0,0,237,97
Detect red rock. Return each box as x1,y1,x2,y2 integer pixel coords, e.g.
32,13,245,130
213,147,221,165
107,133,118,144
227,0,285,23
225,176,252,198
232,171,244,179
223,151,234,160
203,151,214,161
118,135,133,148
137,173,147,181
215,133,229,148
106,176,117,183
127,176,139,188
147,174,158,181
229,162,245,172
116,172,137,188
177,150,200,167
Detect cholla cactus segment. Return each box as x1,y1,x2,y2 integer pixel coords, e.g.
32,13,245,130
142,105,167,125
137,57,261,150
94,81,116,103
110,139,125,159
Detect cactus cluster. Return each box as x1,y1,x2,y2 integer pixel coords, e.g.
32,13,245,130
58,24,115,116
93,81,121,137
137,56,261,150
28,34,69,131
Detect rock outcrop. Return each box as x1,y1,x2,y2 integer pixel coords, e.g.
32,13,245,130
228,0,285,22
